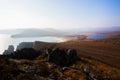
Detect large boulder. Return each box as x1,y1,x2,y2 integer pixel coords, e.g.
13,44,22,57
48,48,66,66
48,48,78,66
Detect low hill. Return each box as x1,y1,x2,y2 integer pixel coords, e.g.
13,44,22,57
34,37,120,68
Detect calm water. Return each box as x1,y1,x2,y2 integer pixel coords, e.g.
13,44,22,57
87,34,107,40
0,34,64,54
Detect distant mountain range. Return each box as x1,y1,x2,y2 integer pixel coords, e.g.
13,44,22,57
0,26,120,38
11,28,66,38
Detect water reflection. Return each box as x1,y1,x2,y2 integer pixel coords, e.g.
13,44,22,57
0,34,11,54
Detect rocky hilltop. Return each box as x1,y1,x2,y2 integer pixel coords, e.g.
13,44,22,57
0,47,120,80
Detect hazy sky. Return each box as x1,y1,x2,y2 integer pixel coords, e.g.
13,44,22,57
0,0,120,30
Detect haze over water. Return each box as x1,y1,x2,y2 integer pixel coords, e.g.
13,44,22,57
0,34,64,54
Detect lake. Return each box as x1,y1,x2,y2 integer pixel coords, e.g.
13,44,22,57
0,34,64,54
87,34,107,40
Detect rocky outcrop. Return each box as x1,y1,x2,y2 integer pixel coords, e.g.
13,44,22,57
17,42,33,50
3,45,14,55
11,48,41,60
48,48,78,66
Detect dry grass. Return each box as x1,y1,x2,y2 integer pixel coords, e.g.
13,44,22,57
56,40,120,68
64,69,87,80
72,57,120,79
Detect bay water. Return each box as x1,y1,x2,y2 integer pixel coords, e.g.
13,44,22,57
0,34,63,54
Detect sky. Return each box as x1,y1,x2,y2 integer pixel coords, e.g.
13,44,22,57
0,0,120,30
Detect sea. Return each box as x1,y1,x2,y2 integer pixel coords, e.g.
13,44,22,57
0,34,64,54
